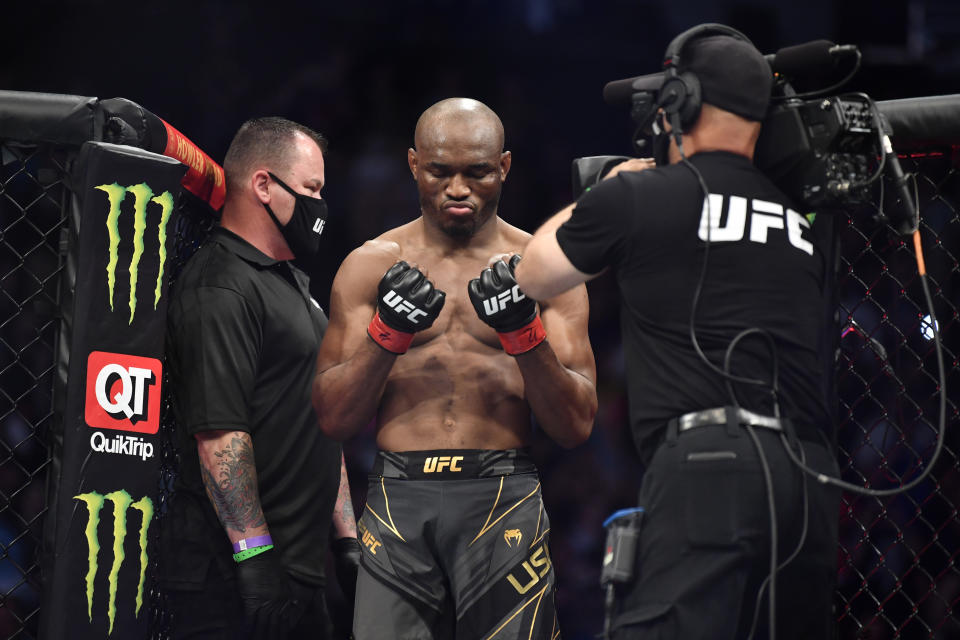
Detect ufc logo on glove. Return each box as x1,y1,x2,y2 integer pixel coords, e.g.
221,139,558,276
381,290,428,324
482,285,526,316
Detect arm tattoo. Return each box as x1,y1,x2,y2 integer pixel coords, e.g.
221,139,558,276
200,435,266,534
333,454,357,536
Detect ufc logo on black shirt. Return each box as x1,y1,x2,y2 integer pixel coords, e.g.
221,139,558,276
698,194,813,255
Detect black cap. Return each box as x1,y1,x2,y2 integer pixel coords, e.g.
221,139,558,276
618,35,772,121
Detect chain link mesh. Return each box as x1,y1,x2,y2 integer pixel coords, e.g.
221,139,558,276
0,142,70,639
146,194,216,640
836,149,960,639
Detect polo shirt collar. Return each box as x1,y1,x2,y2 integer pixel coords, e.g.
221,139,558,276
211,227,281,267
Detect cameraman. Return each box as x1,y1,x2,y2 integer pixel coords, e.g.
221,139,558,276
514,27,841,639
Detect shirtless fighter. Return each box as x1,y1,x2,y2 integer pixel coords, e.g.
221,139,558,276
313,98,597,638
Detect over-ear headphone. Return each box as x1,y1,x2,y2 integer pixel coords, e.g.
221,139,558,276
658,23,755,136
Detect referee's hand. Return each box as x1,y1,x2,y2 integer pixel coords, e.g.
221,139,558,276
235,549,304,638
603,157,656,180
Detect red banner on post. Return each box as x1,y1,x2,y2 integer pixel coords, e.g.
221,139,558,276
162,119,225,212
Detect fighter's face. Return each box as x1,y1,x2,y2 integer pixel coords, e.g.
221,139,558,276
409,121,510,239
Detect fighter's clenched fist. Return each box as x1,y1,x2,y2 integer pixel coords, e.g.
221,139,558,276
367,260,445,354
468,255,546,355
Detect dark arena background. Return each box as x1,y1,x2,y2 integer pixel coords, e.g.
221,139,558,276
1,1,958,638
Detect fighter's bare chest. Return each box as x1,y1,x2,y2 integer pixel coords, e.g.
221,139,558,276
402,255,497,346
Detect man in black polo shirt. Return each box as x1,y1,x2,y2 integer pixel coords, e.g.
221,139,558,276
515,28,841,639
161,117,360,639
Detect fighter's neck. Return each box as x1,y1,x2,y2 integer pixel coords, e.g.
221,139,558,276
419,215,503,253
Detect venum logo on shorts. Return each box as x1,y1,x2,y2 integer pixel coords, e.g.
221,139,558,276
74,490,153,635
85,351,162,436
506,542,552,595
503,528,523,547
95,182,174,324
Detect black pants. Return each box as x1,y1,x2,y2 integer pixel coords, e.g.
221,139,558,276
611,424,841,640
165,562,333,640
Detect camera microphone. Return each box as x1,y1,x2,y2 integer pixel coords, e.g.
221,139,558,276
878,114,919,235
763,40,858,78
603,72,662,106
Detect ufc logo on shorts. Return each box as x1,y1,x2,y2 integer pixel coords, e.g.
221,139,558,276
698,194,814,255
85,351,162,434
382,290,428,324
423,455,464,473
482,285,525,316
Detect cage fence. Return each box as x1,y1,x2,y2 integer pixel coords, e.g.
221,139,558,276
0,141,71,639
835,149,959,639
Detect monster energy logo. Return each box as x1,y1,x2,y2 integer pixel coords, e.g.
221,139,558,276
95,183,174,324
74,490,154,635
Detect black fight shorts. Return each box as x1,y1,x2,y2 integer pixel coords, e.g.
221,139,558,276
354,449,561,640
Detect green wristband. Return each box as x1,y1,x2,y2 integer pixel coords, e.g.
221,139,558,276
233,544,274,563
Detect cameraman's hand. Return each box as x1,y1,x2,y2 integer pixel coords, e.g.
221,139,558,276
235,549,304,639
603,157,656,180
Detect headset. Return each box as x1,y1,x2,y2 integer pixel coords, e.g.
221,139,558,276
656,24,755,150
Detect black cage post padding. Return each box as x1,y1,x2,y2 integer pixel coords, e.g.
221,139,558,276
38,141,186,640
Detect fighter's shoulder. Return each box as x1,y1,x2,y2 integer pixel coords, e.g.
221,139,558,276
496,218,532,246
335,233,406,288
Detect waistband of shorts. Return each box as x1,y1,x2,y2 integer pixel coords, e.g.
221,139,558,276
372,448,537,480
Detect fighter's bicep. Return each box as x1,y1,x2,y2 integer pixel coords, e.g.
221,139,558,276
316,303,374,370
540,284,596,384
317,249,392,371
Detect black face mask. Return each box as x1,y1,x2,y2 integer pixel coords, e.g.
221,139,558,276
263,172,328,258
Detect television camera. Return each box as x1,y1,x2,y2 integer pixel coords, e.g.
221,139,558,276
575,38,918,235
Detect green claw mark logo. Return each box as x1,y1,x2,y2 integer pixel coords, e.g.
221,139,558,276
95,183,174,324
74,490,154,635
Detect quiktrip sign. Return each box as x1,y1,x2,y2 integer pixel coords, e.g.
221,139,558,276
40,142,186,640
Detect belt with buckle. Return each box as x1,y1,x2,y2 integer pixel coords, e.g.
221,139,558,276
677,406,784,432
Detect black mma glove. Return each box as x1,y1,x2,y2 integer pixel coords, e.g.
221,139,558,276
235,548,305,639
368,260,446,354
331,536,361,605
468,255,546,355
